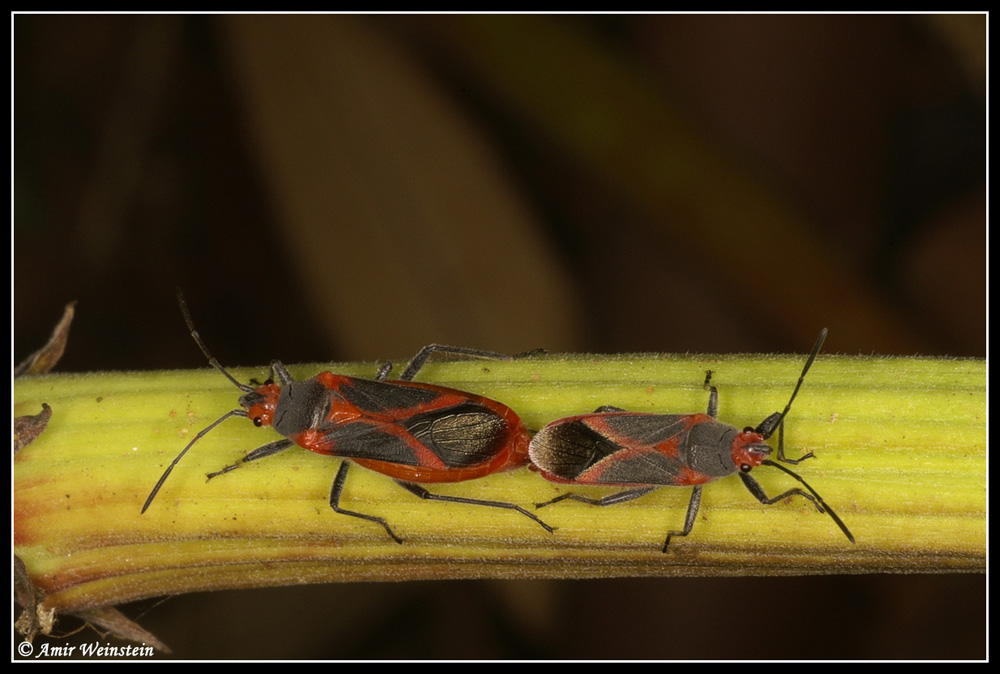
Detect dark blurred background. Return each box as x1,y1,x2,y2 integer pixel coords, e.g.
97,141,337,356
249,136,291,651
14,14,985,659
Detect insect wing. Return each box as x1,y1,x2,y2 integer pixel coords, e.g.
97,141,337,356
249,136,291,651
334,376,445,417
530,412,733,486
305,377,527,479
404,401,511,468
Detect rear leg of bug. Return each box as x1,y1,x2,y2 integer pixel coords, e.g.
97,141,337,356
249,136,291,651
394,481,556,533
535,485,657,510
395,344,542,383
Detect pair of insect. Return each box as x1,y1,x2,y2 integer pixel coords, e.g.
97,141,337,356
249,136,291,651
142,297,855,551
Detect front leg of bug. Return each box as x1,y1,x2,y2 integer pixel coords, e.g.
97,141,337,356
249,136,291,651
205,438,295,480
772,418,814,465
753,460,855,543
738,470,825,513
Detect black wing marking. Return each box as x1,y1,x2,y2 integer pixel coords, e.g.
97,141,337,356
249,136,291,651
403,402,508,468
337,378,442,416
313,401,509,469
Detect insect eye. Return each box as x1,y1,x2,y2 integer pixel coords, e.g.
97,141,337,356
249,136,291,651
743,426,754,433
740,463,752,473
253,417,263,427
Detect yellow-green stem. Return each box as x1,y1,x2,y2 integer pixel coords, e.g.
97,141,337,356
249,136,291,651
14,353,985,615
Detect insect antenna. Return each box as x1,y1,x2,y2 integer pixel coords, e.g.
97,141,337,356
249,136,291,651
761,458,854,543
142,292,255,513
141,408,248,513
755,328,828,439
177,290,254,394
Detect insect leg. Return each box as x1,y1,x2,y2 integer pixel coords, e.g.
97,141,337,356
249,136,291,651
373,361,394,382
393,481,555,533
362,354,401,383
328,462,404,544
773,418,814,465
205,439,296,480
662,486,703,552
757,460,855,543
268,360,294,386
738,470,825,513
399,344,531,382
535,486,657,509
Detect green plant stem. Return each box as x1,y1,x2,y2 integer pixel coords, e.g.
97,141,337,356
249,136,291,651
14,353,986,615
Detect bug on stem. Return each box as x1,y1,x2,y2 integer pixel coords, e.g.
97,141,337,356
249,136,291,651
529,329,853,552
142,293,552,544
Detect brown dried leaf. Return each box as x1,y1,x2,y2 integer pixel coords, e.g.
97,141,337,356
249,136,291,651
13,402,52,454
14,555,47,643
15,301,77,377
73,606,172,654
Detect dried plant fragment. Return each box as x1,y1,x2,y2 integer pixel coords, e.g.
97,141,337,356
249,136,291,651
14,555,48,643
15,301,77,377
13,402,52,454
72,606,172,654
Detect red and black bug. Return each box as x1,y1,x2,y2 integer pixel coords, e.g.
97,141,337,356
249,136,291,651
142,294,553,544
528,329,853,552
